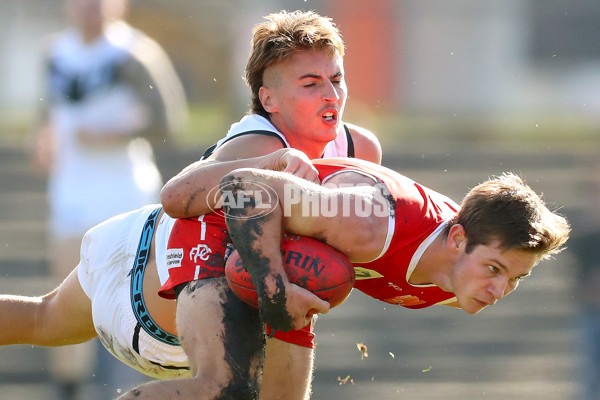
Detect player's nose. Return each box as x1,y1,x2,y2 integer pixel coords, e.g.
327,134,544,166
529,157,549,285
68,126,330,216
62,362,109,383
489,278,507,300
322,81,340,102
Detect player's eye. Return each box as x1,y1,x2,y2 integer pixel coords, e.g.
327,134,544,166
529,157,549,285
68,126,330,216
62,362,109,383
487,265,500,274
507,277,521,290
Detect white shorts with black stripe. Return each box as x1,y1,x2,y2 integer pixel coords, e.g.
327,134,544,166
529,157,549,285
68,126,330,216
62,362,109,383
77,205,190,379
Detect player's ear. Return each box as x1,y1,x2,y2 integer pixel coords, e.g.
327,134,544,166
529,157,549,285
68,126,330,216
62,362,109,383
447,224,466,253
259,86,277,113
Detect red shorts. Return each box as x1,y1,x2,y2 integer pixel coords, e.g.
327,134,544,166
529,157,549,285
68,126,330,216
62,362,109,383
159,213,315,349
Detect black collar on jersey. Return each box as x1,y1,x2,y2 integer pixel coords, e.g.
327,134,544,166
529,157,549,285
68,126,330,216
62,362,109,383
201,130,286,160
200,124,355,160
343,124,355,158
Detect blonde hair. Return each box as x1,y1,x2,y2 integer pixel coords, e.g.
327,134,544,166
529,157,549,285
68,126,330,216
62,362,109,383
245,10,345,117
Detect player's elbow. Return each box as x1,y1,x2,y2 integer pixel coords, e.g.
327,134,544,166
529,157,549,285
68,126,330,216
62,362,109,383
341,217,386,263
160,178,192,218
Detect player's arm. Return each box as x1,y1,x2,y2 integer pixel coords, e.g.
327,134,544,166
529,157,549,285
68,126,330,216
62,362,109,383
0,267,96,346
122,40,188,147
161,137,319,218
221,168,388,331
346,123,382,164
30,43,56,174
75,53,177,148
30,110,54,174
221,168,329,332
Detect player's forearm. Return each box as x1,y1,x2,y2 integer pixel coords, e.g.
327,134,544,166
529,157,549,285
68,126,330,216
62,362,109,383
161,154,279,218
220,171,294,330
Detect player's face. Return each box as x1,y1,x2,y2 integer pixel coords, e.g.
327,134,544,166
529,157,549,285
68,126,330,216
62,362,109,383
260,49,347,157
66,0,105,36
450,241,537,314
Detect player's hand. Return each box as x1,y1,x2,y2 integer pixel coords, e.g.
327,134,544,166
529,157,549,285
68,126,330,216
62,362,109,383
284,283,330,331
258,278,330,332
265,148,321,184
77,129,128,147
30,126,55,174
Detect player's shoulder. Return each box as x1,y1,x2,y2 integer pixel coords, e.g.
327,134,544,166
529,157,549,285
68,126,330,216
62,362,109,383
43,31,63,49
205,133,286,161
43,29,77,59
127,25,164,53
107,22,168,63
204,115,288,160
344,122,382,164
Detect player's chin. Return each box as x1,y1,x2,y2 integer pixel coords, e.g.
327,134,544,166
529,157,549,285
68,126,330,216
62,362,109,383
462,299,489,315
317,122,339,137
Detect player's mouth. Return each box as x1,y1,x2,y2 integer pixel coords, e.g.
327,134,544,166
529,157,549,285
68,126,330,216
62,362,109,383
321,110,338,125
474,298,495,308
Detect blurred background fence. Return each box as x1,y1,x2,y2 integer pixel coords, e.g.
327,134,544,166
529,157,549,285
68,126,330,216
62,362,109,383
1,0,599,399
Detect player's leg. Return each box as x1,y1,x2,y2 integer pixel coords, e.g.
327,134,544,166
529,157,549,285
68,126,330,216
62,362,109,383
0,266,96,346
117,277,265,400
47,236,97,395
261,338,314,400
178,278,265,397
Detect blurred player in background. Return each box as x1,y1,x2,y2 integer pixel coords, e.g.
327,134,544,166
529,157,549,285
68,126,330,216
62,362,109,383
29,0,187,398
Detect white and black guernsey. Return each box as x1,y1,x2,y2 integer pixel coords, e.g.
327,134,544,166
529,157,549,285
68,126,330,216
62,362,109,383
200,114,355,160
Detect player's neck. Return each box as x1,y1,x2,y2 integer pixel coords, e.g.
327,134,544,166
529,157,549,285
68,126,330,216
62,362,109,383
80,27,103,44
285,136,326,159
410,234,454,291
268,117,328,159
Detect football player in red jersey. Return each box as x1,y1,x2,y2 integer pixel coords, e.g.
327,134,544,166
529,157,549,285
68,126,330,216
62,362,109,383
142,148,569,400
216,156,569,331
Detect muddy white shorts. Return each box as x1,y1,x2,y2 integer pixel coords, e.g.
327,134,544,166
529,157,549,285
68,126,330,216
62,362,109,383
77,204,190,379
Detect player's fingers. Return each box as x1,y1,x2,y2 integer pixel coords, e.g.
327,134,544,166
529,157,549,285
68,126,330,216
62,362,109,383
311,297,330,315
292,317,311,331
282,159,301,174
284,163,320,184
292,302,327,330
303,168,321,184
304,316,313,328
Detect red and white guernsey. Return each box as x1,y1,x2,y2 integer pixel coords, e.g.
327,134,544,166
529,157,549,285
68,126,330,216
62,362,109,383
312,158,459,309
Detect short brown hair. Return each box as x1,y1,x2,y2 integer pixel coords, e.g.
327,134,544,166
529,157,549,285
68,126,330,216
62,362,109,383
245,10,345,117
448,172,570,260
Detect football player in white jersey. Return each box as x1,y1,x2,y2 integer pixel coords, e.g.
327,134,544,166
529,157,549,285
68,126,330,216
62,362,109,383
156,9,380,400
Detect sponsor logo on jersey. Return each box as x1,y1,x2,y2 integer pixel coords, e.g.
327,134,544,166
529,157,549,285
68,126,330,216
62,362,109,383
353,267,384,280
166,248,183,269
385,295,426,306
190,244,212,262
